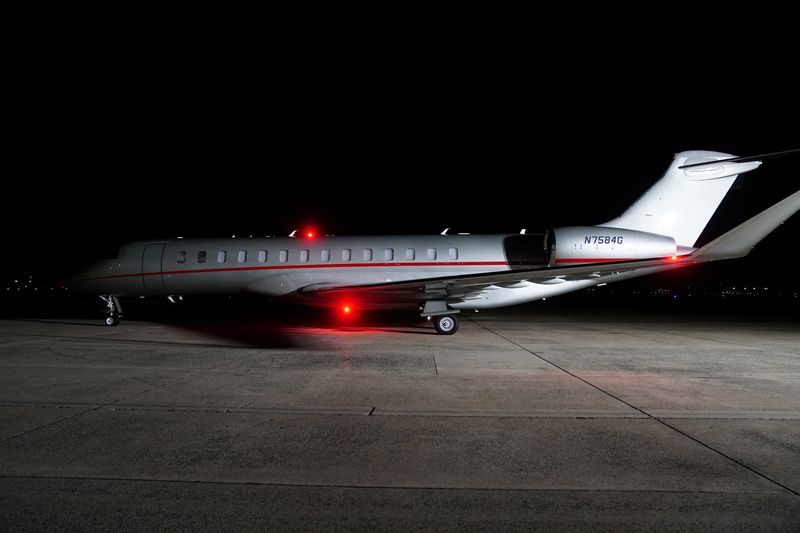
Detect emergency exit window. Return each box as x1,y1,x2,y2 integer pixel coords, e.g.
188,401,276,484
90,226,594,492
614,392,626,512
217,251,227,263
258,250,267,263
197,251,207,263
384,248,394,261
427,248,436,260
238,251,247,263
449,247,458,260
300,249,309,262
406,248,415,260
363,248,373,261
321,249,330,262
279,250,288,262
342,249,352,261
177,251,186,264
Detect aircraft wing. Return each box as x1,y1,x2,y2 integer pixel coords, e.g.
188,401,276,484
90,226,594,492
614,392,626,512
300,189,800,307
299,256,685,306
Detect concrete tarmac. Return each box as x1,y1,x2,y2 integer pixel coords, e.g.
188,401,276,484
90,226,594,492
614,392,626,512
1,308,799,531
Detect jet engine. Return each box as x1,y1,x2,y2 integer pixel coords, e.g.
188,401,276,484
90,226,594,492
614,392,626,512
548,226,677,265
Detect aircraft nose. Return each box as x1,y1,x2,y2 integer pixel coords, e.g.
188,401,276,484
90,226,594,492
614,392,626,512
62,269,92,293
61,273,81,291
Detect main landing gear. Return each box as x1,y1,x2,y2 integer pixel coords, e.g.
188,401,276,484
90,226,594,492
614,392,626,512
422,301,460,335
99,295,122,326
432,314,459,335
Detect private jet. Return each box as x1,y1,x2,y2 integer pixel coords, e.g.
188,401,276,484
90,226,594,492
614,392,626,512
74,150,799,334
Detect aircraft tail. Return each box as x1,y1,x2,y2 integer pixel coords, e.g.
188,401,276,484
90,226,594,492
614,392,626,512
601,151,761,247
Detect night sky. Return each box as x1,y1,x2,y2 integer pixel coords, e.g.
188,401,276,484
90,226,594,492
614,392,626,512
4,42,799,293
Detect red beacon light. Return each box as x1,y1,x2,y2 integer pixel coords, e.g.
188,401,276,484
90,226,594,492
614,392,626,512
669,255,679,261
305,230,315,239
339,302,354,317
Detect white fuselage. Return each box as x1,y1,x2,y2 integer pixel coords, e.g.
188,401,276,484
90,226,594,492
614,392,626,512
73,233,673,310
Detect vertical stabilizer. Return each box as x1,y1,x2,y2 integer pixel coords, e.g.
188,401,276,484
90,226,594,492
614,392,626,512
601,151,761,247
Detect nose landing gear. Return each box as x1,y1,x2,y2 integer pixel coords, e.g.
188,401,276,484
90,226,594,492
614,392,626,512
99,295,122,326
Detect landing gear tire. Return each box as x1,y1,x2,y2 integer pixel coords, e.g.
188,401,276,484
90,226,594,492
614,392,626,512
433,314,459,335
105,316,120,327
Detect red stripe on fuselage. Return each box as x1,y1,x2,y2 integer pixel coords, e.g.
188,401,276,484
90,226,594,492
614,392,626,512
84,261,518,281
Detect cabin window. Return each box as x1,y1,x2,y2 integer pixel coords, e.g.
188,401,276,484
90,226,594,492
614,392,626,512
449,247,458,260
321,249,330,262
384,248,394,261
363,248,373,261
300,249,309,262
406,248,415,260
279,250,288,263
238,250,247,263
427,248,436,260
217,250,227,263
258,250,267,263
197,250,207,264
177,251,186,264
342,249,352,261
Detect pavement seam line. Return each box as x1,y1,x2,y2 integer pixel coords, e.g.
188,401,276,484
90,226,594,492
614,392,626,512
624,323,800,358
0,362,224,446
2,402,798,420
0,474,784,495
1,331,264,351
468,318,800,498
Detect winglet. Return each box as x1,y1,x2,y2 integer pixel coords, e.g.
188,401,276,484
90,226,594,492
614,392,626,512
691,189,800,261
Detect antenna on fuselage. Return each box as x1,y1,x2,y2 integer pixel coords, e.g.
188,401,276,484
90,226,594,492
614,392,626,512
288,230,297,238
440,228,450,235
520,228,526,234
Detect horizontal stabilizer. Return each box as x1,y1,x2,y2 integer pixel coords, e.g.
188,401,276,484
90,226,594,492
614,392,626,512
678,148,800,169
691,189,800,261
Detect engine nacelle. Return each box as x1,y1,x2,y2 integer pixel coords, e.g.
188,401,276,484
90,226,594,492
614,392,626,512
548,226,676,265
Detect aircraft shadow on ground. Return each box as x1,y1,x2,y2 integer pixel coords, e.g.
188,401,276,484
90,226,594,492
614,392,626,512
1,296,436,348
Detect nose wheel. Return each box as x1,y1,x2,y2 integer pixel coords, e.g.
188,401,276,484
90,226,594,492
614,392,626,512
433,314,459,335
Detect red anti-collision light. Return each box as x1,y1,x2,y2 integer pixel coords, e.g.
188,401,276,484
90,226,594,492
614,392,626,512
307,232,315,238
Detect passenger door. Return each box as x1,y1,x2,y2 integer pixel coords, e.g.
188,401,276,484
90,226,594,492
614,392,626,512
142,243,166,291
